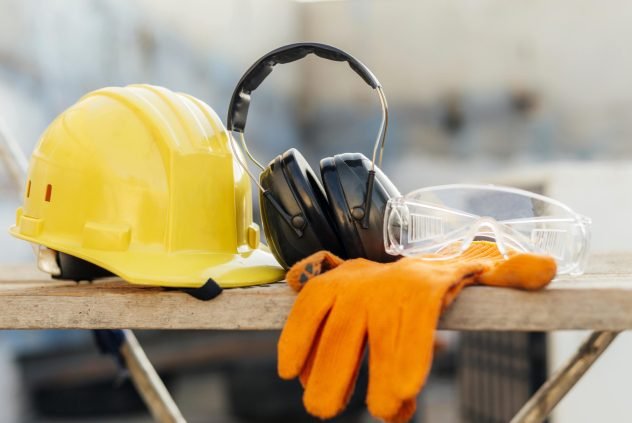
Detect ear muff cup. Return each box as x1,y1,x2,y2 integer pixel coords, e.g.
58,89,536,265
320,153,401,262
259,148,345,269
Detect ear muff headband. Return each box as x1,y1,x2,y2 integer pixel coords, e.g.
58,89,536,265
226,42,389,233
227,42,380,133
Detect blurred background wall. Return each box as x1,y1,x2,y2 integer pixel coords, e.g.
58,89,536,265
0,1,630,422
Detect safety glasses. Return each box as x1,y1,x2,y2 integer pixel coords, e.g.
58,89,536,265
384,184,591,275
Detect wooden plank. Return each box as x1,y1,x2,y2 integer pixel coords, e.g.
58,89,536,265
1,253,632,330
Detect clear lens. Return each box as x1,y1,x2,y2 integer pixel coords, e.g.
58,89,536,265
384,184,592,275
385,197,478,256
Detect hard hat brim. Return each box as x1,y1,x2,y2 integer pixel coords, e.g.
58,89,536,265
11,226,285,288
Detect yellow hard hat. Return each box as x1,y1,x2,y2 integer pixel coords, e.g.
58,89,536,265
10,84,284,288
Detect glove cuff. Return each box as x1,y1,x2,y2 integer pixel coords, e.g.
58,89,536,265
286,250,345,291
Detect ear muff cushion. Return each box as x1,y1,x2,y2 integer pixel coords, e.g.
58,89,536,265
259,148,345,269
320,153,400,262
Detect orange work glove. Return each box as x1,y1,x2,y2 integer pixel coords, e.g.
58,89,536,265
278,242,556,423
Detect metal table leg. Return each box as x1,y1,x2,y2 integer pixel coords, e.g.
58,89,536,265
121,330,186,423
510,331,619,423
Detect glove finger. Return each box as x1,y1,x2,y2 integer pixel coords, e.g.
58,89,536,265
300,329,366,410
386,398,417,423
392,264,481,399
365,292,403,419
302,296,368,419
341,340,366,408
365,259,482,416
278,278,337,380
478,252,556,290
302,335,367,407
391,279,466,399
298,314,324,387
394,289,447,401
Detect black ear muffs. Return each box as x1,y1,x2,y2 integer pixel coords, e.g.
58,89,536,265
260,149,345,268
321,153,400,262
227,43,400,269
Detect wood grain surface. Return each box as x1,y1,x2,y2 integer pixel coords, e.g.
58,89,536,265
0,254,630,330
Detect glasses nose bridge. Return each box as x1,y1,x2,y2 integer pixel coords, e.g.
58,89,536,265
472,216,502,236
467,216,510,257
